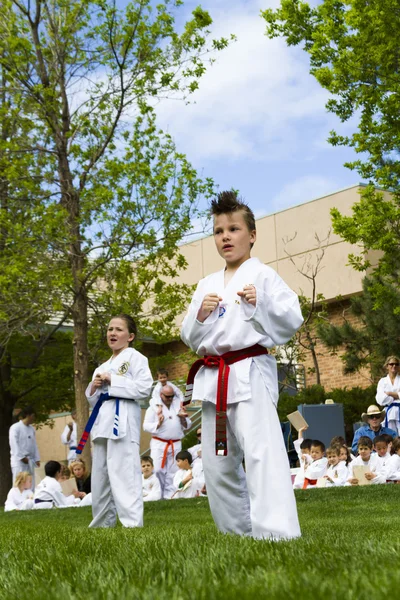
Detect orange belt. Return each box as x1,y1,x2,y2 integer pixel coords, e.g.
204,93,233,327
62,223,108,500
302,478,317,489
152,436,180,468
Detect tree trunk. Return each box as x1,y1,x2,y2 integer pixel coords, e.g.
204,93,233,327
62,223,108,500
0,350,15,504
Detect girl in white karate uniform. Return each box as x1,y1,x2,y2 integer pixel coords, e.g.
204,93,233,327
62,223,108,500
5,471,34,512
385,437,400,482
181,192,303,540
324,446,348,487
376,356,400,435
85,314,153,528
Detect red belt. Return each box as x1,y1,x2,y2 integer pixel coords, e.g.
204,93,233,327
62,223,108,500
302,478,317,489
184,344,269,457
152,436,180,469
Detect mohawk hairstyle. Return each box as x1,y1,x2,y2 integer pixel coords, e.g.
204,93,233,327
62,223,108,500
210,191,256,234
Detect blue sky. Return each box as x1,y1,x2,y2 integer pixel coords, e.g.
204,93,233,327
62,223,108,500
153,0,360,221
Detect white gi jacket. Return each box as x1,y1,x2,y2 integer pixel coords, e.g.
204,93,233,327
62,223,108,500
172,469,202,499
86,347,153,442
5,488,33,512
9,421,40,467
376,375,400,428
325,461,348,487
304,457,328,481
33,476,77,508
61,422,78,462
143,397,192,439
180,257,303,406
385,454,400,481
347,454,385,484
142,474,162,502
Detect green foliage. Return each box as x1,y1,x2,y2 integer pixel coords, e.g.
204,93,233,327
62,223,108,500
1,488,400,599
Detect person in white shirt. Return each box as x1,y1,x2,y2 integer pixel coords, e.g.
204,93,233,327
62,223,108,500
5,472,34,512
181,192,303,540
292,427,313,489
9,406,40,489
141,456,161,502
323,446,348,487
302,441,328,488
376,355,400,435
373,435,392,472
385,438,400,482
347,437,385,485
61,409,78,464
85,314,153,528
143,385,192,499
172,451,202,499
151,369,184,404
188,427,202,462
33,461,81,509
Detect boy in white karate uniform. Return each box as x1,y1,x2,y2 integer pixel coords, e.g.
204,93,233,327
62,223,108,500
347,437,385,485
141,456,162,502
373,435,392,472
293,427,313,489
181,191,303,540
385,437,400,482
85,314,153,528
323,445,348,487
302,440,328,488
172,450,202,499
33,461,80,509
9,406,40,489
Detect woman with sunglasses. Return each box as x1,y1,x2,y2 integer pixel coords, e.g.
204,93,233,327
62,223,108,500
376,355,400,435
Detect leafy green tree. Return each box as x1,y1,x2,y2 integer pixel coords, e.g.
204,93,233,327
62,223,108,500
0,0,227,494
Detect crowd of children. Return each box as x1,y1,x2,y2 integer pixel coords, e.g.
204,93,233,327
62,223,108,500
293,426,400,488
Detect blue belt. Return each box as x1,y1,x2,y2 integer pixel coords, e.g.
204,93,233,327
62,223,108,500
34,498,53,505
76,393,121,454
385,402,400,428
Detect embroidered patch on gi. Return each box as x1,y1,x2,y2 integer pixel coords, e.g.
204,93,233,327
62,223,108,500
118,362,129,375
218,305,226,318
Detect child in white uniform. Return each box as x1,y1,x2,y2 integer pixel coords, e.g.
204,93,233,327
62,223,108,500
172,451,202,499
293,428,313,489
373,435,392,472
5,472,34,512
385,438,400,482
33,461,80,509
181,191,303,540
141,456,162,502
85,314,153,528
151,369,184,404
347,437,385,485
302,440,328,488
323,446,348,487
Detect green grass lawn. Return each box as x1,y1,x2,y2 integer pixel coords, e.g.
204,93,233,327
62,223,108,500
1,486,400,600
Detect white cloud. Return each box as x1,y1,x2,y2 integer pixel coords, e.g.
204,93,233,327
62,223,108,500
270,175,338,212
155,1,331,162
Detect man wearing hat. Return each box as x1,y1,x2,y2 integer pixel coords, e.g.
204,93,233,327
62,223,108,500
351,405,397,455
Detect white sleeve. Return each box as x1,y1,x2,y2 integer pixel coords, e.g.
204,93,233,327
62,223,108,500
33,431,40,463
293,439,302,461
305,459,328,480
9,425,24,461
386,456,400,480
172,383,184,403
61,425,70,446
376,378,395,407
4,489,18,512
181,281,220,351
143,406,159,434
85,367,102,408
173,470,183,489
151,382,161,400
108,354,153,401
144,477,162,502
241,269,304,345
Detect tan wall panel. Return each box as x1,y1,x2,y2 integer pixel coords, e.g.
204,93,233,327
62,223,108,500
252,214,277,264
200,235,225,277
178,241,204,285
35,416,71,464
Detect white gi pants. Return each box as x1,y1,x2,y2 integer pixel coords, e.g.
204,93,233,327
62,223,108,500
150,439,181,499
202,366,301,540
90,425,143,528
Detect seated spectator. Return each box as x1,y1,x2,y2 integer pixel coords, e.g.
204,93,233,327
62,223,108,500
385,437,400,482
33,460,81,509
70,460,91,495
302,440,328,489
373,435,391,471
172,450,202,499
323,446,348,487
338,444,353,467
59,465,71,481
293,427,313,489
141,456,162,502
188,428,202,461
5,472,34,512
347,437,385,485
380,433,394,454
351,405,396,455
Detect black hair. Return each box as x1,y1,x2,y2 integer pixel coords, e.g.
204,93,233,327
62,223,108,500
373,435,388,446
300,438,312,451
380,434,394,445
210,191,256,247
141,455,154,466
357,436,373,449
175,450,192,465
157,368,168,376
45,460,62,478
311,440,325,453
111,314,137,343
20,406,36,419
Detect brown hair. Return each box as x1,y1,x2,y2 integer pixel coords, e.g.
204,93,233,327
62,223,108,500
326,445,341,457
391,437,400,455
211,191,256,244
70,459,88,479
111,314,137,344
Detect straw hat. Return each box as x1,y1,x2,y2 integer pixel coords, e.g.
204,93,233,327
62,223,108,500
361,405,385,423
